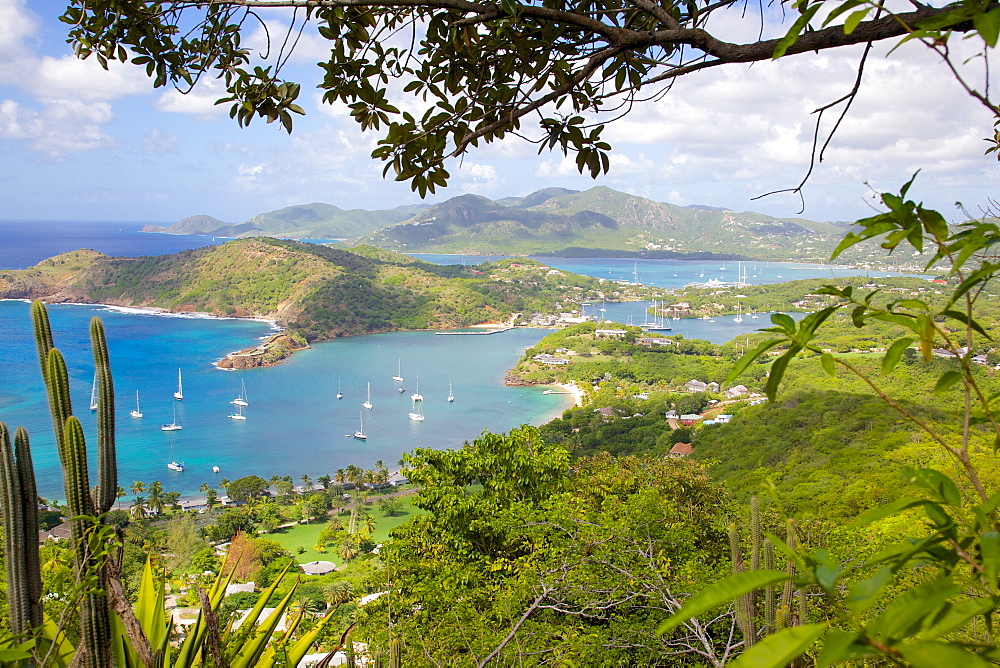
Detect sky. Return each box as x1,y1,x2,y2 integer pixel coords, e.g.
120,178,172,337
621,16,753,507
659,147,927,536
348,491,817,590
1,0,998,225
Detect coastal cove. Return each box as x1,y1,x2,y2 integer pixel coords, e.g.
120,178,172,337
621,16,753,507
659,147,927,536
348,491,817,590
0,300,573,499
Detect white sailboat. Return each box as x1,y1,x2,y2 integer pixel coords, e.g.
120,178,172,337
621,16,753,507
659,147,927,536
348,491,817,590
734,302,744,323
336,377,343,400
363,382,373,410
408,398,425,421
90,373,98,411
161,405,182,431
173,368,183,400
231,379,248,406
643,300,672,332
354,411,367,440
167,444,184,472
212,465,220,473
130,391,143,418
392,359,404,383
411,376,423,402
447,380,455,403
228,403,246,420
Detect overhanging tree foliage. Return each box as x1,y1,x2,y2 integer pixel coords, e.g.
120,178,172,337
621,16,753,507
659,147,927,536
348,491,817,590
61,0,1000,196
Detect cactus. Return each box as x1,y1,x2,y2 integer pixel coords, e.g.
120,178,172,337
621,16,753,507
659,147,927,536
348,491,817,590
0,424,43,636
346,637,357,668
20,302,118,666
730,498,806,648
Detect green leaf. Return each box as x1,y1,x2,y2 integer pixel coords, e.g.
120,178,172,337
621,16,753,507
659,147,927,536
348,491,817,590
904,468,962,508
820,352,837,377
867,577,961,642
816,628,877,667
849,497,928,528
882,338,915,374
933,370,963,394
982,531,1000,591
845,567,892,615
773,4,822,59
730,623,827,668
657,570,789,634
899,640,993,668
974,8,1000,47
844,8,869,33
920,597,998,640
726,338,784,386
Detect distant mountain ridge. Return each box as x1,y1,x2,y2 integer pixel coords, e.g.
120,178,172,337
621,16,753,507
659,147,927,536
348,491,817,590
163,186,850,261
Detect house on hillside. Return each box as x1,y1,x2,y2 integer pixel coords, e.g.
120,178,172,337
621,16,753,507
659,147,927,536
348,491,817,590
684,380,707,393
532,354,569,365
679,414,702,426
669,443,694,457
724,385,749,399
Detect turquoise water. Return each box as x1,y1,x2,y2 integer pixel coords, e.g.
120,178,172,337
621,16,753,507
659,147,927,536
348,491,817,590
411,254,921,289
0,301,569,500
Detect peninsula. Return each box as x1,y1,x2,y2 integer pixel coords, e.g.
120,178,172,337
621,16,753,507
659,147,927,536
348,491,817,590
0,238,651,365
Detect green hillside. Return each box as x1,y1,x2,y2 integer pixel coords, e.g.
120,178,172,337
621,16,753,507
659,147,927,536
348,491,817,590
162,203,425,239
0,239,627,342
362,186,851,259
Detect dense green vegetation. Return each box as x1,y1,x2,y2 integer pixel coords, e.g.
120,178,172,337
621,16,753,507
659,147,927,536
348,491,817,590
0,239,647,344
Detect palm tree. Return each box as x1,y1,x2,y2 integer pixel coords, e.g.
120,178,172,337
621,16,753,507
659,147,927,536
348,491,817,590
338,536,359,563
147,480,165,516
363,513,376,534
301,474,312,492
130,495,148,519
130,480,145,496
115,485,126,510
324,581,353,606
335,468,346,485
318,474,332,489
219,478,230,495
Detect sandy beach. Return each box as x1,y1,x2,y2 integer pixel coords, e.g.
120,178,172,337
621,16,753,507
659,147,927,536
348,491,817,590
556,382,586,407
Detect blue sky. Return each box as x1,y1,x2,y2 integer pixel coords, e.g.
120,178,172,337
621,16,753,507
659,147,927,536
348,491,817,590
2,0,998,225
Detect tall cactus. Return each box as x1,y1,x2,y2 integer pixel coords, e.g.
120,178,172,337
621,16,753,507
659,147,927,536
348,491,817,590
0,424,43,635
20,301,117,665
730,498,805,649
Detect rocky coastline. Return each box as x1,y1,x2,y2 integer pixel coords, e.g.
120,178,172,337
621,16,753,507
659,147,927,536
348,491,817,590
216,332,309,369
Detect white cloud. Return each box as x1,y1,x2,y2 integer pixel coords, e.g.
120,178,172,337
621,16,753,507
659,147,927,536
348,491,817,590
137,128,177,153
156,77,228,118
0,98,116,158
32,54,149,102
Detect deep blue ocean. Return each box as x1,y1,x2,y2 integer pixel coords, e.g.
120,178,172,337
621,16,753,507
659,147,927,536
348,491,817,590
0,221,917,500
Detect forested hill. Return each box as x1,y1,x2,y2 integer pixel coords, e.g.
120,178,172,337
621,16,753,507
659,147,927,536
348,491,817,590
361,186,846,259
161,186,852,261
0,239,618,341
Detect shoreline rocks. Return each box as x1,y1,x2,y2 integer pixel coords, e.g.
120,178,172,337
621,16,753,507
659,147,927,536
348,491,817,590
217,332,310,369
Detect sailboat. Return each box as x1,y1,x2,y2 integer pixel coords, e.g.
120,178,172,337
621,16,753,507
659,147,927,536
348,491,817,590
408,398,425,421
734,302,744,323
363,382,373,410
231,379,248,406
167,443,184,472
643,300,672,332
90,373,98,411
336,378,343,400
161,405,182,431
392,359,404,383
130,391,143,418
447,380,455,403
411,376,423,402
353,411,367,440
173,368,183,400
228,403,246,420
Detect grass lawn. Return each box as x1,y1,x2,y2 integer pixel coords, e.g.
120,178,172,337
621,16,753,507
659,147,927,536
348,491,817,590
264,492,422,566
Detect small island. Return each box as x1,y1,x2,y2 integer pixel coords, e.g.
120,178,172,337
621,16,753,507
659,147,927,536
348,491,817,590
216,332,309,369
